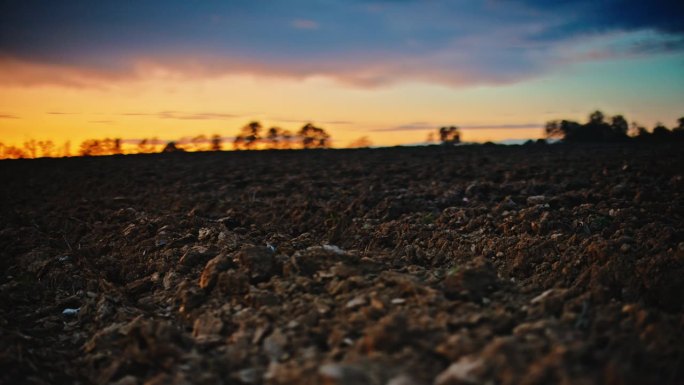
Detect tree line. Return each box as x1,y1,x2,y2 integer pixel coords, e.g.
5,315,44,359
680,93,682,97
545,111,684,142
0,121,334,159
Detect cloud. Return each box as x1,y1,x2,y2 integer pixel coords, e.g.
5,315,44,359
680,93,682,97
120,111,239,120
267,116,354,125
0,1,682,89
0,56,132,88
291,19,320,30
158,111,238,120
0,113,19,119
371,122,434,132
505,0,684,34
47,111,79,115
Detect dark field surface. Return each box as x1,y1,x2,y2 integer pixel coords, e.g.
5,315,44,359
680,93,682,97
1,144,683,385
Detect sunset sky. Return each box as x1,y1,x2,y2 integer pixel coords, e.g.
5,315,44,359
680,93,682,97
1,0,683,149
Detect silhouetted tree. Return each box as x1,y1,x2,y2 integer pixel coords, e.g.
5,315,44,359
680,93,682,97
79,139,104,156
0,142,27,159
37,140,56,158
675,117,684,132
234,121,262,150
438,126,461,145
61,141,71,157
188,135,207,151
210,134,222,151
545,111,629,142
23,140,38,158
162,141,184,153
265,127,282,149
347,136,373,148
137,138,158,154
610,115,628,137
651,123,671,140
298,123,330,149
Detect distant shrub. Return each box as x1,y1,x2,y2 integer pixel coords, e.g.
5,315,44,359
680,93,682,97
545,110,684,143
439,126,461,145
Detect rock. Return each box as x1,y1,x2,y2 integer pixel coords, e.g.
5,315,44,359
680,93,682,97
247,289,280,308
387,374,420,385
178,246,215,269
235,367,262,384
263,328,288,362
322,244,346,254
318,363,372,385
236,246,277,283
197,227,213,241
216,270,250,295
178,284,205,314
62,308,79,316
163,271,178,290
345,296,367,309
192,311,224,343
125,276,153,297
434,357,483,385
198,254,234,290
361,313,408,353
286,246,351,276
443,257,499,301
526,195,547,205
529,288,567,316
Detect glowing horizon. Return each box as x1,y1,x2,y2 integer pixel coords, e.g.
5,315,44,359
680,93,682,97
1,1,683,151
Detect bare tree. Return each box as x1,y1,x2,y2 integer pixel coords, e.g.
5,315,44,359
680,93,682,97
438,126,461,145
37,140,56,158
347,136,373,148
23,139,38,158
234,121,262,150
298,123,330,149
210,134,222,151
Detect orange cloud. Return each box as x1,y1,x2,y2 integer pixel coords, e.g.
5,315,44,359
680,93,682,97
0,56,133,88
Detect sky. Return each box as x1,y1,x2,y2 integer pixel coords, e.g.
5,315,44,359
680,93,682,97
1,0,683,149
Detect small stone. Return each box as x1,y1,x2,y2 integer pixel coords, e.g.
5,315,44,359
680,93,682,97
526,195,547,205
179,246,214,269
387,374,420,385
318,363,372,385
216,270,250,295
236,367,261,384
263,328,288,362
236,246,277,283
443,257,498,301
530,289,555,304
198,227,213,241
322,244,346,255
125,276,153,297
163,271,178,290
62,308,79,316
192,311,224,343
434,357,483,385
199,254,234,290
346,296,367,309
391,298,406,305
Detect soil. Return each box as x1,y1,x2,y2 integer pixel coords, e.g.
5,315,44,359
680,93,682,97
1,144,682,385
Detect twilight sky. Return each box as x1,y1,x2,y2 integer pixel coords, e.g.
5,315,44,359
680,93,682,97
1,0,683,148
